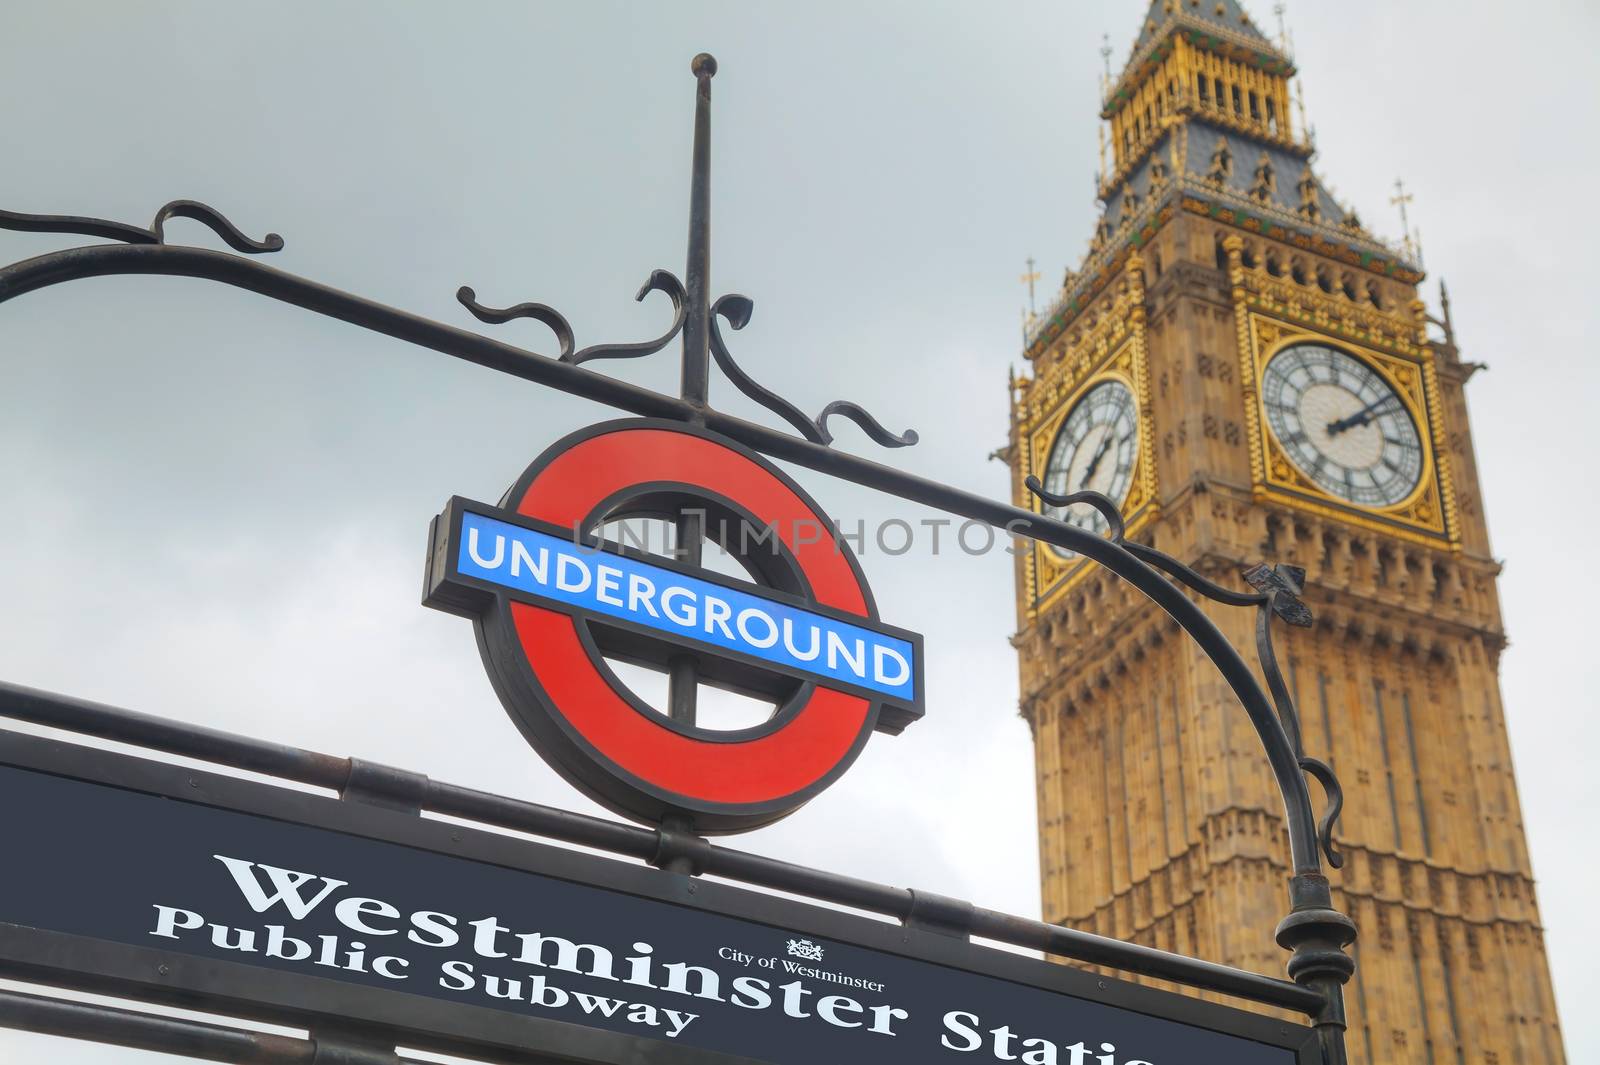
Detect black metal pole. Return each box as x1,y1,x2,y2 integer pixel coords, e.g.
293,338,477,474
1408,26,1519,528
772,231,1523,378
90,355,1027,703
680,53,715,411
0,986,318,1063
665,54,718,732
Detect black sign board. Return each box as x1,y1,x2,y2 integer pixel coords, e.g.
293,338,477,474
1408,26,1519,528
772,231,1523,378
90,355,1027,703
0,732,1314,1065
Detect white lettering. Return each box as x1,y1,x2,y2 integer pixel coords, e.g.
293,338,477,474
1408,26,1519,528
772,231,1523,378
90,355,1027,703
408,910,459,948
703,596,735,641
150,905,203,940
529,974,568,1008
736,608,779,648
661,962,723,1002
573,992,626,1018
1022,1037,1060,1064
869,1003,909,1036
439,959,475,990
782,618,821,661
211,856,347,920
264,925,310,961
661,587,697,627
817,994,864,1028
555,554,592,593
466,526,505,569
372,955,409,980
514,932,616,980
628,574,661,617
510,540,548,582
826,631,866,678
210,924,256,952
942,1010,983,1051
873,645,911,687
335,896,400,936
730,975,773,1010
595,565,624,607
470,917,509,958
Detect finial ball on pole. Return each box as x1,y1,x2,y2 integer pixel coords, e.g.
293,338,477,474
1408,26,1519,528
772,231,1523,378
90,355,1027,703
692,53,718,78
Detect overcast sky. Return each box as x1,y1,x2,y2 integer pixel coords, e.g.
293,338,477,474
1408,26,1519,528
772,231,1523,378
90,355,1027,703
2,1,1596,1061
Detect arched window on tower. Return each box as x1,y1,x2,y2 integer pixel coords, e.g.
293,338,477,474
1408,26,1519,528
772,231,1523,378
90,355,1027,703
1231,84,1243,116
1367,281,1385,310
1214,234,1229,271
1341,274,1359,301
1249,91,1261,121
1266,252,1283,277
1197,73,1210,105
1205,138,1233,183
1266,98,1279,134
1248,152,1276,203
1291,258,1308,285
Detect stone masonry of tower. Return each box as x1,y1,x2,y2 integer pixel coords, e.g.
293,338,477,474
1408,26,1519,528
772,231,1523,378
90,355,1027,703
1004,3,1565,1063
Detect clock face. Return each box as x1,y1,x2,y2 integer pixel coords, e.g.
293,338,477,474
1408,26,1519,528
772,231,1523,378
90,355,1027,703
1041,379,1139,548
1261,343,1423,507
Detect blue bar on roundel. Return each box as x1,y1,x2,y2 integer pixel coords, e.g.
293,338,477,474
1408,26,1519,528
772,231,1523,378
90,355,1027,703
455,511,916,705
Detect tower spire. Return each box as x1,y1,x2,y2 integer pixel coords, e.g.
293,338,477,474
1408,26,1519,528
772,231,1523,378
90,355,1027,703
1020,256,1041,316
1390,177,1417,260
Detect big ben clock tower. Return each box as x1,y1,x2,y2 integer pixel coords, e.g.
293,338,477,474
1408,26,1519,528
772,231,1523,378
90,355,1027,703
1007,2,1566,1062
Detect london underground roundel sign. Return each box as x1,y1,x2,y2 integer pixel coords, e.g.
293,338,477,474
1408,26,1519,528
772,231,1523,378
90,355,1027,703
424,419,923,832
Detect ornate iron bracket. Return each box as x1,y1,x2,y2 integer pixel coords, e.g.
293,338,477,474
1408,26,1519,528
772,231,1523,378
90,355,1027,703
457,269,687,366
1026,478,1345,871
710,294,917,448
0,201,283,254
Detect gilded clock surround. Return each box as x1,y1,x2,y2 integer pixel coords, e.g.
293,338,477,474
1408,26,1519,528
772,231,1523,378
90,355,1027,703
1239,312,1455,547
1015,255,1159,616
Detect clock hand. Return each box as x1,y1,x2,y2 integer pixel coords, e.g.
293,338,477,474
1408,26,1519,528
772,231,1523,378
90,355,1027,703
1327,395,1399,436
1080,432,1114,488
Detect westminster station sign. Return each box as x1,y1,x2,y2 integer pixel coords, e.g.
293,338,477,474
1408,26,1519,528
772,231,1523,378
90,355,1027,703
0,734,1314,1065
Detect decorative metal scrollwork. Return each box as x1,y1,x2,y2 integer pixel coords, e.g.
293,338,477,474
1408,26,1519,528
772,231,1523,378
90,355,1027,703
1022,475,1125,543
1299,756,1345,869
457,270,687,367
451,277,917,450
0,200,282,254
710,295,917,449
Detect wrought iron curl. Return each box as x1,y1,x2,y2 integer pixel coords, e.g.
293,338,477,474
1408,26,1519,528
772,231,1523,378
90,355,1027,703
457,270,687,367
709,294,917,448
1023,475,1125,543
0,200,283,254
1299,756,1345,870
456,287,576,358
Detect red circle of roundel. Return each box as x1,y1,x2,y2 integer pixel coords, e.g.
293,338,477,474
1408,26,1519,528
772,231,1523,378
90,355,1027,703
479,419,883,832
